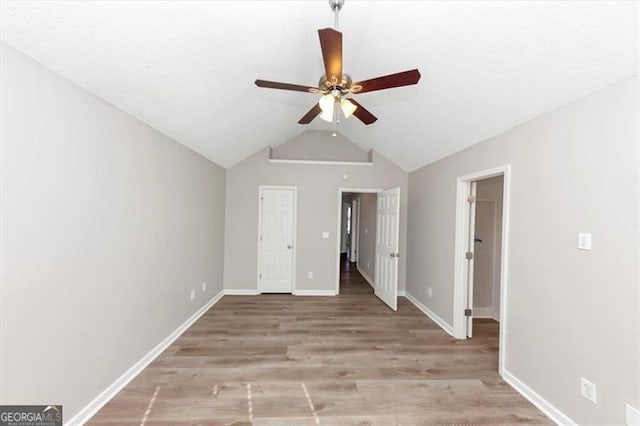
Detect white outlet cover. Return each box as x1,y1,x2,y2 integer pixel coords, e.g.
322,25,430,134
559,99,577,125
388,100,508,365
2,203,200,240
577,232,592,250
190,289,195,301
427,287,433,297
580,377,597,404
202,282,207,292
322,232,329,239
308,271,313,279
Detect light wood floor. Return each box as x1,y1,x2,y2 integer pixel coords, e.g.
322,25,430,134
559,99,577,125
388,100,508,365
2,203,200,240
89,260,550,425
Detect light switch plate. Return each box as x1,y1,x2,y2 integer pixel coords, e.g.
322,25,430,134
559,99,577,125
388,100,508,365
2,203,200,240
578,233,592,250
322,232,329,239
308,271,314,279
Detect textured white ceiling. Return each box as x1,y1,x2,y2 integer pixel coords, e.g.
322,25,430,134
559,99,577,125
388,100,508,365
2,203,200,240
1,1,638,171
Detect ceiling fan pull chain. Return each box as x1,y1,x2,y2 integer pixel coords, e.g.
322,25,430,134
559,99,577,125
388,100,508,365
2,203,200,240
332,97,338,136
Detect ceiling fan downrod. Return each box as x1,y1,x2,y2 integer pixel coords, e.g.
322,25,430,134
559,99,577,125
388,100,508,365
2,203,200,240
330,0,344,30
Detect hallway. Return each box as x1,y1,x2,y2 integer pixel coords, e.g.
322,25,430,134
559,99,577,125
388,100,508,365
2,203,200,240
339,255,373,296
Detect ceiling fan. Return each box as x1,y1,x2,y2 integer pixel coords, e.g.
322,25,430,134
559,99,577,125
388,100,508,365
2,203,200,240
254,0,421,133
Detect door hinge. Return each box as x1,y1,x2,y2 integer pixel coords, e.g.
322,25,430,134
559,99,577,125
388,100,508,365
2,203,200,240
464,308,472,317
259,273,262,279
260,235,263,242
467,195,476,203
465,251,474,260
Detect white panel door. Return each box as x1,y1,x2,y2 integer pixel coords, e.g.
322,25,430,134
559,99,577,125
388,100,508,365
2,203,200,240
375,187,400,311
258,188,295,293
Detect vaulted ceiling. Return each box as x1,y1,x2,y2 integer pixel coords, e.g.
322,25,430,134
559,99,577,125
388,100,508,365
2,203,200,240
1,1,638,171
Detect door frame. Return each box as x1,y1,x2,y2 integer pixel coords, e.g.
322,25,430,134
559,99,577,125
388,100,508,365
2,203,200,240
335,188,382,295
257,185,298,294
452,165,511,375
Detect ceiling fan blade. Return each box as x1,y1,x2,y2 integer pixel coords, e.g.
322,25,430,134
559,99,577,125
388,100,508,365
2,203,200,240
346,98,377,125
298,103,322,124
318,28,342,84
255,79,317,93
353,69,421,94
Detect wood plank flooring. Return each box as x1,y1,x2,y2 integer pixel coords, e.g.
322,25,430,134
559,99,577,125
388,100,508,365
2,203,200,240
88,260,550,425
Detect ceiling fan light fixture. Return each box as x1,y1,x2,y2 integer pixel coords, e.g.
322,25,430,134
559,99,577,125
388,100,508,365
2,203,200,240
340,98,357,118
319,107,334,122
319,94,335,112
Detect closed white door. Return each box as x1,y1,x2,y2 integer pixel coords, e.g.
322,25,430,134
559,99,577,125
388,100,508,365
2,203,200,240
375,187,400,311
258,188,295,293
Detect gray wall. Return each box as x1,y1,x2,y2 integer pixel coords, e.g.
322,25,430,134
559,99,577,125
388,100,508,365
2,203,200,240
406,77,638,423
357,193,377,284
271,130,370,162
473,176,503,319
224,146,408,293
0,44,226,420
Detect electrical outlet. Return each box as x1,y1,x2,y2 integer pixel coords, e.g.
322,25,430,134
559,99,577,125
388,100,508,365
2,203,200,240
202,282,207,292
578,232,592,250
190,289,195,301
367,261,370,268
427,287,433,298
322,232,329,239
580,377,597,404
308,271,314,279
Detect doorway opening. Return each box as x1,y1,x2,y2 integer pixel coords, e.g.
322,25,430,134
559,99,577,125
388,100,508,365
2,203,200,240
338,191,375,297
336,187,401,311
453,165,510,375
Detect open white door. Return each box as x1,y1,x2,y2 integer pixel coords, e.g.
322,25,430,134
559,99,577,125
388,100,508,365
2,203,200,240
465,182,477,337
375,187,400,311
258,187,296,293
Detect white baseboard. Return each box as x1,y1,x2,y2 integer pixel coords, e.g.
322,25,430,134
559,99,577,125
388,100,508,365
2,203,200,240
294,290,337,296
398,290,406,297
404,291,455,337
357,265,375,288
224,289,259,295
502,369,576,425
66,289,224,425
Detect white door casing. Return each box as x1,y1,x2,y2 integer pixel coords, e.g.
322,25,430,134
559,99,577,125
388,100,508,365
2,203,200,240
466,182,477,337
258,187,296,293
375,187,400,311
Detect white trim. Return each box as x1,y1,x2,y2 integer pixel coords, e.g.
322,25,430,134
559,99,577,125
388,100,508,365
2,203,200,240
66,290,224,425
397,290,406,297
502,369,576,425
293,289,337,296
224,289,260,295
257,185,298,294
404,291,455,337
336,188,382,295
357,264,375,288
453,164,511,377
269,159,372,166
626,403,640,426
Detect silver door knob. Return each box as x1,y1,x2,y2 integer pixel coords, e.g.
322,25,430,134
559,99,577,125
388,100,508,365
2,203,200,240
390,252,400,258
287,245,292,249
